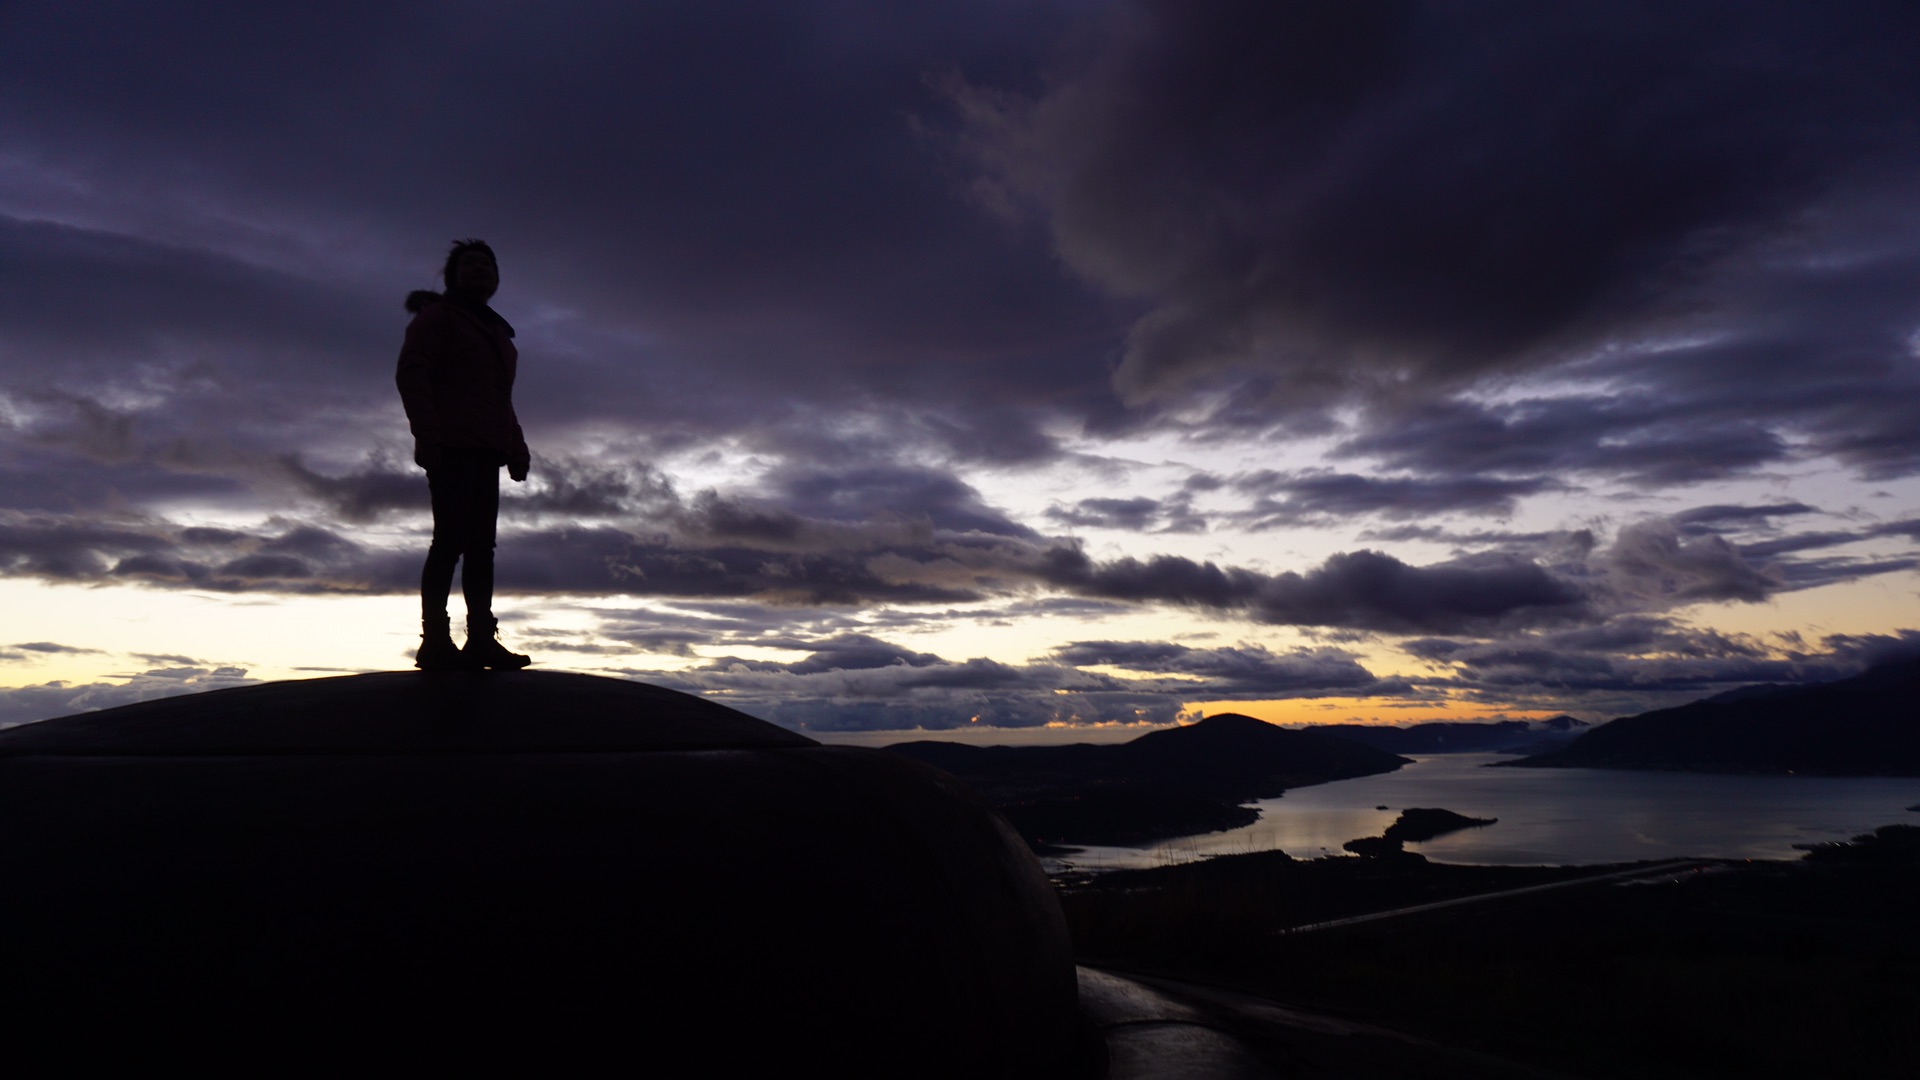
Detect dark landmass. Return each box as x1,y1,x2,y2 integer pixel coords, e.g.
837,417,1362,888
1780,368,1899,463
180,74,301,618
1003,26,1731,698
1384,807,1499,843
888,713,1408,848
892,713,1410,802
1702,682,1794,704
1340,835,1423,859
1119,713,1413,796
1061,849,1593,942
1063,823,1920,1079
1306,715,1588,755
999,788,1259,848
1505,655,1920,775
1798,822,1920,864
1341,807,1497,858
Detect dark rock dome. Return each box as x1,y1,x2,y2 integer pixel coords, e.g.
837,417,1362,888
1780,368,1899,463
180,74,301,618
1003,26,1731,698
0,672,1082,1076
0,669,811,755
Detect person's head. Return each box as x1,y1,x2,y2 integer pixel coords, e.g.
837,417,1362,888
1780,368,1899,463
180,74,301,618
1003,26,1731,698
442,238,498,299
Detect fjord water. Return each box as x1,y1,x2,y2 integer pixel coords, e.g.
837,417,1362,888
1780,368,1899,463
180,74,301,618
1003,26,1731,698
1052,753,1920,871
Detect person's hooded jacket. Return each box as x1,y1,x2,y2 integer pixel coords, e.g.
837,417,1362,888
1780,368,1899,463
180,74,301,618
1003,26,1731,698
395,290,530,475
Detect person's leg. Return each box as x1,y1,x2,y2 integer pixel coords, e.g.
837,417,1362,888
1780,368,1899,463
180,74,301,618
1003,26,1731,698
415,463,466,670
452,451,529,670
455,454,499,624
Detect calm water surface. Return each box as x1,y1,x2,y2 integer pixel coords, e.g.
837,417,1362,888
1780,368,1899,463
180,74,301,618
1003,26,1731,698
1049,753,1920,871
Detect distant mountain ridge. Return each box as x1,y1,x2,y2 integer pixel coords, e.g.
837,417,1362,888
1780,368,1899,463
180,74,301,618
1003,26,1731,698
1507,657,1920,775
1302,716,1589,755
890,713,1409,802
888,713,1409,847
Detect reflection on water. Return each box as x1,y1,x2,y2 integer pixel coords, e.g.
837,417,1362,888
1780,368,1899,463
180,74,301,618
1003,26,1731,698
1048,753,1920,871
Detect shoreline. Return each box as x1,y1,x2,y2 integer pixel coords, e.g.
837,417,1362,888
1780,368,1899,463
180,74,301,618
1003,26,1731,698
1058,826,1920,1077
1028,751,1920,870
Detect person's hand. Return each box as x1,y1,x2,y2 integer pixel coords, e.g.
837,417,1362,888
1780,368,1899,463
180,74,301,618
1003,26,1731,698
508,456,530,483
414,441,443,473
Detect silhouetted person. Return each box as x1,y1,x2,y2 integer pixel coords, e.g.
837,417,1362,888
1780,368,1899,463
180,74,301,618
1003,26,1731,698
397,239,532,670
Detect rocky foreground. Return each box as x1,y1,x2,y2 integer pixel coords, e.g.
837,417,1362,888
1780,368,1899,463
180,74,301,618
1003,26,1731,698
1064,823,1920,1079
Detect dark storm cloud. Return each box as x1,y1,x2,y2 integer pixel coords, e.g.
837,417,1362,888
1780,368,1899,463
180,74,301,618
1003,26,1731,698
1040,546,1590,635
1874,519,1920,542
1,1,1125,454
1,468,1892,649
1050,639,1380,696
1359,523,1596,557
1600,520,1782,605
0,218,390,371
633,652,1133,731
250,454,1042,596
0,222,412,502
1047,496,1161,530
1601,508,1915,602
1404,619,1920,719
1330,395,1797,487
1582,238,1920,482
1821,630,1920,669
0,515,172,580
1673,503,1821,531
279,456,425,524
1047,487,1212,533
0,511,402,594
5,0,1914,510
1369,507,1920,597
1226,470,1560,525
0,662,255,730
561,594,1140,662
705,634,945,676
10,642,105,655
11,500,1523,625
1,642,107,665
957,1,1920,408
285,453,685,526
1027,508,1872,634
626,634,1383,731
1736,533,1875,561
769,465,1037,537
0,454,256,516
3,0,1915,504
1764,555,1919,592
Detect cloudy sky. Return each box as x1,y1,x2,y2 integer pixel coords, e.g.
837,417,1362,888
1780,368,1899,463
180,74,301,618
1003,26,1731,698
4,1,1918,737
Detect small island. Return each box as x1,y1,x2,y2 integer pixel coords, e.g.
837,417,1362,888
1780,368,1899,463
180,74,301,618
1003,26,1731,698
1343,807,1497,858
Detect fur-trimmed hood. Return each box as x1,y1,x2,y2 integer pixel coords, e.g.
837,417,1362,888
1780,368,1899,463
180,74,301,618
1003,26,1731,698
403,290,515,337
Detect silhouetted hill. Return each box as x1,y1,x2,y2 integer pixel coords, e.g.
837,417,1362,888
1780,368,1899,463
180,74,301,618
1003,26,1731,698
891,714,1408,802
887,714,1408,847
1507,657,1920,775
1305,716,1588,755
1117,713,1412,797
1702,683,1793,704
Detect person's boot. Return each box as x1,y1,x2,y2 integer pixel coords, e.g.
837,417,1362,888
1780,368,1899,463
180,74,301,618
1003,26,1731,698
463,615,531,670
415,613,465,671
